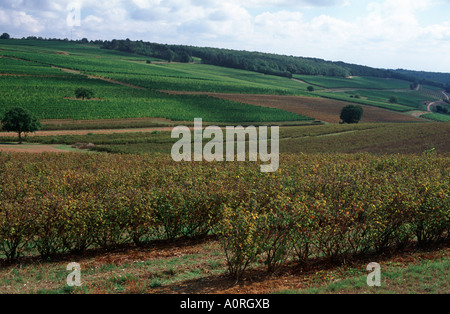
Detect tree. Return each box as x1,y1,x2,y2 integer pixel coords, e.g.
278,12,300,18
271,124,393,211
0,33,10,39
340,104,364,124
307,86,315,92
1,107,41,144
75,87,94,100
389,96,398,104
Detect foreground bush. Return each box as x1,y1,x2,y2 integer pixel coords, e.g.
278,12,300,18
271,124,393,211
0,153,448,282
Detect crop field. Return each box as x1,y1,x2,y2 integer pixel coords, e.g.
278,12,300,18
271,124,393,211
316,92,415,112
0,40,310,95
0,122,448,157
0,153,448,293
0,39,449,295
422,113,450,122
341,89,440,109
161,91,424,123
0,68,311,123
195,93,423,123
1,39,446,120
294,75,412,90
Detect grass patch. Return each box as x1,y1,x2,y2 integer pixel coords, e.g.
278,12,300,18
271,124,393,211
279,255,449,294
422,113,450,122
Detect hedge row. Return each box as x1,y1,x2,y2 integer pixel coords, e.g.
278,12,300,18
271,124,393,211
0,153,448,280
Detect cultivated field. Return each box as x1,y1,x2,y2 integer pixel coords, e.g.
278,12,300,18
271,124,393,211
163,92,424,124
0,39,449,295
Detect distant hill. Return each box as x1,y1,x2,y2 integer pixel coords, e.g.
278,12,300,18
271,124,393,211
100,39,416,81
8,36,449,89
393,69,450,89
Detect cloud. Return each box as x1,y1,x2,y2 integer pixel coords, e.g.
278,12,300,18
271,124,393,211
0,0,449,71
0,9,44,33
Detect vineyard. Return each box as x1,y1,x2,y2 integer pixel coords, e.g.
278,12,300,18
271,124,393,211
0,153,448,281
1,39,447,121
0,39,449,294
0,74,311,122
294,75,412,90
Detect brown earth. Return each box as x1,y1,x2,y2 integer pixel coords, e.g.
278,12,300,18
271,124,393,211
162,91,423,124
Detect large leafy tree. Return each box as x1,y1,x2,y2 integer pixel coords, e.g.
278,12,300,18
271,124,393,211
340,104,364,124
1,107,41,144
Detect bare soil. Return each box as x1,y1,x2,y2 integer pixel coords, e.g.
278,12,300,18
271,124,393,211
161,92,423,124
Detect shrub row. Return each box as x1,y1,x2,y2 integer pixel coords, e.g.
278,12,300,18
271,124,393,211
0,153,448,281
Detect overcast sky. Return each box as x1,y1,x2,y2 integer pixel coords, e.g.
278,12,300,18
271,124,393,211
1,0,449,72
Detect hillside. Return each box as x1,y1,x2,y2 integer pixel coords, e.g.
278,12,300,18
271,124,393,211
1,39,449,123
394,69,450,87
0,38,449,297
100,39,417,81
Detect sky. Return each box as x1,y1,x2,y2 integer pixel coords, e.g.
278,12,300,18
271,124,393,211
1,0,450,73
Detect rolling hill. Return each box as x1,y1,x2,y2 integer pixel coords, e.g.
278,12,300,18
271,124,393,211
1,38,449,124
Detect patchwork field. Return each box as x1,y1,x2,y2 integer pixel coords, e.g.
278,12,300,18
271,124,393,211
0,39,449,296
1,39,449,123
163,92,424,124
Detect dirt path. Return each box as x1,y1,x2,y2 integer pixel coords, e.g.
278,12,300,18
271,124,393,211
427,99,446,112
409,111,429,118
291,78,311,85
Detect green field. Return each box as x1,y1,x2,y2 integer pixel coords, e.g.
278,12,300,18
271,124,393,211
422,113,450,122
1,39,445,121
294,74,412,90
0,75,311,122
0,40,321,122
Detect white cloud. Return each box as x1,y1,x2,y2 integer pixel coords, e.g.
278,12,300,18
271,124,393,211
0,9,44,33
0,0,449,71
